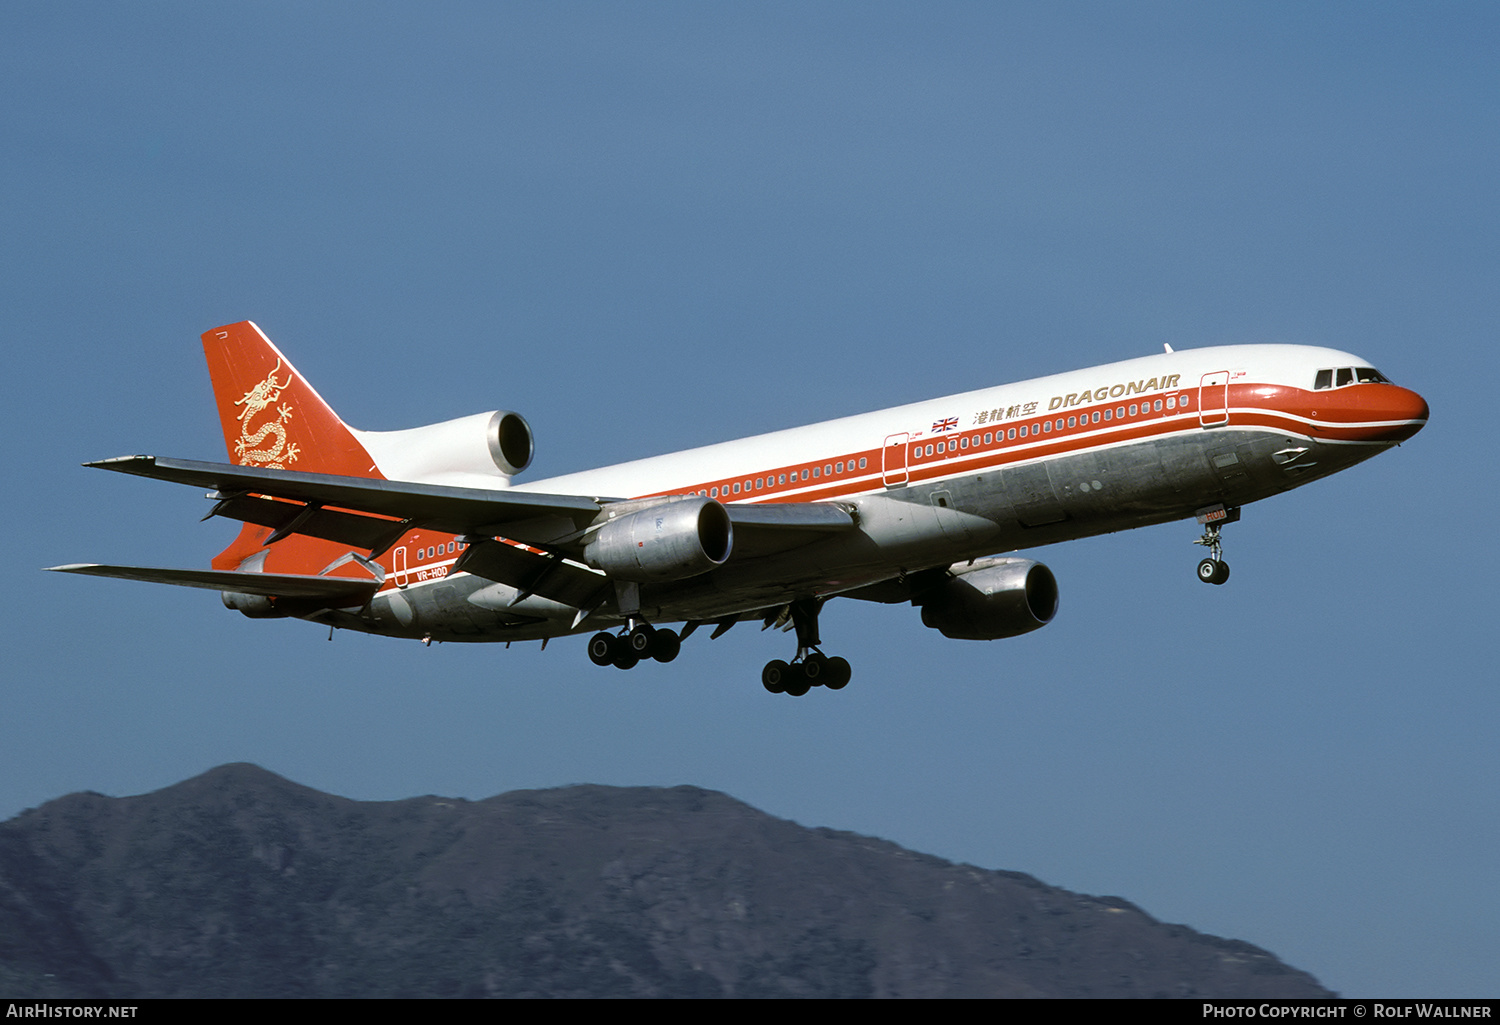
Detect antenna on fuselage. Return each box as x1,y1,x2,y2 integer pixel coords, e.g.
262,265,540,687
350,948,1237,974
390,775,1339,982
1163,343,1174,354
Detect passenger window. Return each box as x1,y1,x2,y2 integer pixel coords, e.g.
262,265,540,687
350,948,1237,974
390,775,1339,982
1007,428,1016,440
733,482,741,494
1103,409,1112,421
984,432,993,444
858,458,867,469
1092,411,1101,423
1042,421,1051,433
1067,416,1076,427
1129,403,1138,415
1153,400,1162,411
779,473,787,484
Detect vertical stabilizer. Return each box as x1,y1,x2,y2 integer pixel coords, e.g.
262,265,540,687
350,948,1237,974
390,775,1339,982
201,322,381,479
202,322,385,573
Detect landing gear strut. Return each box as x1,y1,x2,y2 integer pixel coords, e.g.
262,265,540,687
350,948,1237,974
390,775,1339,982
1192,505,1239,585
587,622,680,670
760,598,852,697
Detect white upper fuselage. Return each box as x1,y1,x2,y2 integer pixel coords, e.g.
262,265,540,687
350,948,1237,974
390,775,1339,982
497,344,1382,502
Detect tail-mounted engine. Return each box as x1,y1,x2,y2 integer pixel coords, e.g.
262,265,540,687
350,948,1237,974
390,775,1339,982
353,410,534,486
917,556,1059,640
583,496,733,583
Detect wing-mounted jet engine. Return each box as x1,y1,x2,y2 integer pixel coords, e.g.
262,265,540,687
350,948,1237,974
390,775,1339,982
582,495,733,583
916,556,1059,640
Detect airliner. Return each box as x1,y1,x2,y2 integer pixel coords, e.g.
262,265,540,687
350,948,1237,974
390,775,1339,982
50,322,1428,696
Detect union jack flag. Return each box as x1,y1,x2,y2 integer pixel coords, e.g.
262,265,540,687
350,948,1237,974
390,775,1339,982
932,416,958,433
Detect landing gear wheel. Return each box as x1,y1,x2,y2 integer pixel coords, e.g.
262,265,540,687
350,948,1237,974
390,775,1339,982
823,656,851,690
762,659,790,693
1196,558,1230,585
612,651,639,670
801,652,827,686
588,632,618,667
628,624,656,656
650,628,681,663
783,664,811,697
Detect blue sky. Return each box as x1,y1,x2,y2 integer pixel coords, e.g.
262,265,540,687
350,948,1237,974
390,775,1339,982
4,2,1496,998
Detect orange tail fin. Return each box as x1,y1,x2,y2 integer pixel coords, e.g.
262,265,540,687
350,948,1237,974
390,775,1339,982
201,322,381,480
203,322,386,573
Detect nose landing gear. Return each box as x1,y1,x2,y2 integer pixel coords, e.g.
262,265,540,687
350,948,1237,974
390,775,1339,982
1196,555,1230,585
1192,505,1239,585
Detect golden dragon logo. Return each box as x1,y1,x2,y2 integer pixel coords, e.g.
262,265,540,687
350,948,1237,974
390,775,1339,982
234,358,301,468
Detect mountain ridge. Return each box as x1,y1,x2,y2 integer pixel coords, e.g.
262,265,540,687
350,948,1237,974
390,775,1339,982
0,763,1332,998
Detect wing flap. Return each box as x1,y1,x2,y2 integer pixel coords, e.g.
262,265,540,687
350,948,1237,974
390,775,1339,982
46,563,380,601
207,494,400,550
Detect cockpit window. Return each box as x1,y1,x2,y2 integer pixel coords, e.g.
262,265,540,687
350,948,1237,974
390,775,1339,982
1315,365,1394,389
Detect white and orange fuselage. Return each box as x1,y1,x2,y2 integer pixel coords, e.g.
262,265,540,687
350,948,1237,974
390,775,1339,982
157,322,1425,647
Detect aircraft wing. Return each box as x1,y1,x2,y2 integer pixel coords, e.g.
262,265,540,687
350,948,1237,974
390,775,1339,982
87,455,609,550
46,563,380,602
85,454,860,569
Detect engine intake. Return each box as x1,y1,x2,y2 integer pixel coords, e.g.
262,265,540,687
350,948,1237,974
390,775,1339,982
584,497,733,583
918,557,1059,640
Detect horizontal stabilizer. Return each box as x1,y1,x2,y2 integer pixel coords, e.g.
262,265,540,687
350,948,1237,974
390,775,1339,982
46,564,380,601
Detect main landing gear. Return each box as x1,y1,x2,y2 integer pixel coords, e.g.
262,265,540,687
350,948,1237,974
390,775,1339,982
583,599,854,696
587,622,681,670
1192,505,1239,585
760,598,852,697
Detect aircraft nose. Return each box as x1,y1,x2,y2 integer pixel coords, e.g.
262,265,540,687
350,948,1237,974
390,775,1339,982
1372,385,1429,442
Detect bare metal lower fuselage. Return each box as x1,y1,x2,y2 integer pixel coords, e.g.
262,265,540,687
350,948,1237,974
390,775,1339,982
315,423,1373,644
